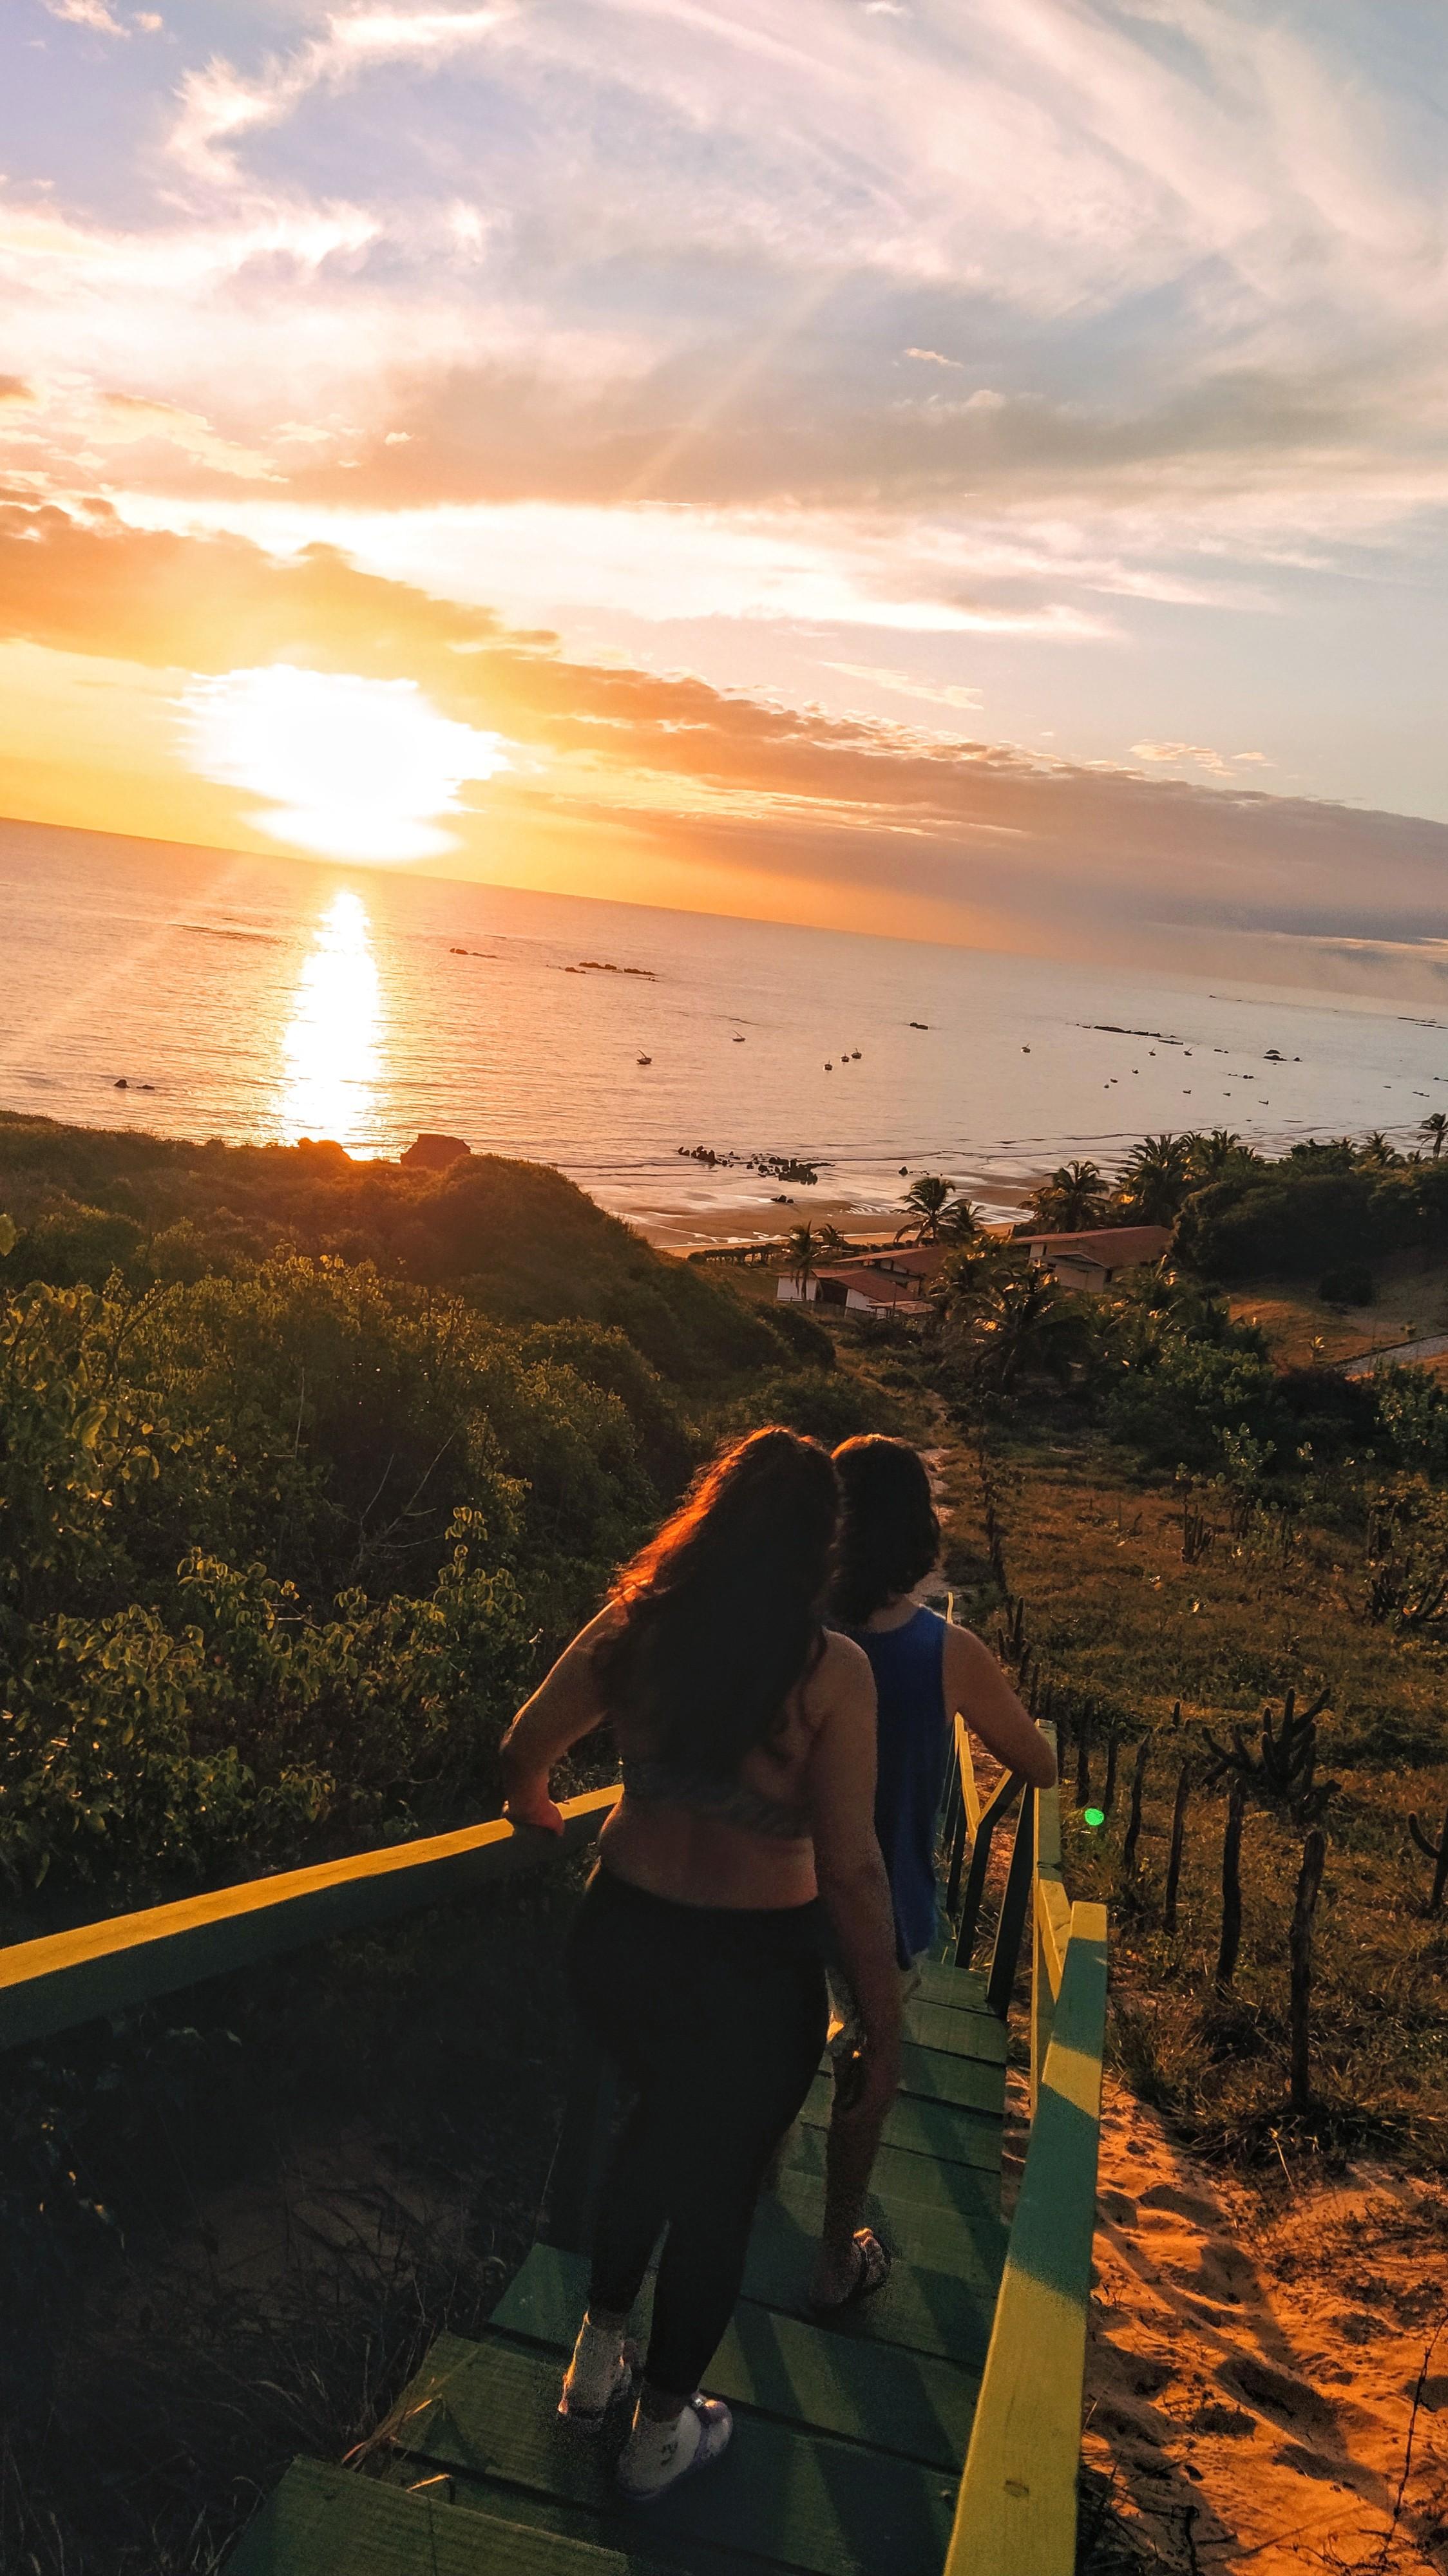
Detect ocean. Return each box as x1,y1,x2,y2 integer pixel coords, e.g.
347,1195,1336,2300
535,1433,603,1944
3,816,1445,1247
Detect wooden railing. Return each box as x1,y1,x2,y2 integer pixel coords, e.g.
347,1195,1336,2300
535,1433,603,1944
942,1724,1110,2576
0,1787,618,2052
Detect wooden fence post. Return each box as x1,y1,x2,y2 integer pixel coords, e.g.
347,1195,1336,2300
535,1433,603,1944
1215,1777,1246,1989
1122,1738,1150,1879
1163,1761,1191,1934
1289,1827,1327,2115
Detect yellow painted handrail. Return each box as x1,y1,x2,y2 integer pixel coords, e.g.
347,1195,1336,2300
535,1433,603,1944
954,1710,982,1834
946,1899,1109,2576
0,1786,619,2052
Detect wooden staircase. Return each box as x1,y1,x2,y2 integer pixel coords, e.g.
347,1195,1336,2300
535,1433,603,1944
2,1724,1107,2576
231,1959,1007,2576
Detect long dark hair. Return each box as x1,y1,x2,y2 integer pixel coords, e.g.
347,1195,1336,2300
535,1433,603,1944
593,1426,839,1774
830,1435,940,1626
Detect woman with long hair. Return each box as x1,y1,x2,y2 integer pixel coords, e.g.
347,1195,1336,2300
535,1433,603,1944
812,1435,1056,2307
499,1427,900,2503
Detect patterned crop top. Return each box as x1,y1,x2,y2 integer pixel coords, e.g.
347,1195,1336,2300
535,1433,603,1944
620,1752,812,1842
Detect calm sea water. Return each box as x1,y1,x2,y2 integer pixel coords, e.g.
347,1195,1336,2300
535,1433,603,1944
3,817,1446,1245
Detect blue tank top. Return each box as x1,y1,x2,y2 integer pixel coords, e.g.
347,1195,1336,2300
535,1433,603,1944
849,1605,949,1965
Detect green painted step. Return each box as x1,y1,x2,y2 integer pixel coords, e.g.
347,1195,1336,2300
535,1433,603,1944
490,2242,980,2472
913,1962,991,2011
903,1997,1007,2062
750,2177,1005,2369
797,2072,1001,2172
226,2456,756,2576
781,2122,1002,2226
386,2334,958,2576
814,2040,1004,2114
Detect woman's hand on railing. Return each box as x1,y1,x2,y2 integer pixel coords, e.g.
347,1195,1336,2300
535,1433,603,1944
502,1788,566,1837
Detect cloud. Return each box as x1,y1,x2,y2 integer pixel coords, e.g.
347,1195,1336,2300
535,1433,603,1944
170,7,514,182
1132,739,1276,781
904,348,964,370
0,377,35,406
43,0,128,32
824,661,984,714
97,392,281,481
1,495,1446,985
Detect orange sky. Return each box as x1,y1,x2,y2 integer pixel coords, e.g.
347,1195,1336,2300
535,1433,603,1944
5,0,1448,997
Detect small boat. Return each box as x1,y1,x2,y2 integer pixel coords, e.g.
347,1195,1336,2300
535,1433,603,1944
824,1061,834,1070
733,1034,746,1043
637,1054,652,1065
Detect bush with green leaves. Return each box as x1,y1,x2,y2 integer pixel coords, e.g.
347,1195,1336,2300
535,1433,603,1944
0,1256,684,1901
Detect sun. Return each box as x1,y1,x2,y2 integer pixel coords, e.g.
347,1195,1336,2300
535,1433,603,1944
179,664,511,862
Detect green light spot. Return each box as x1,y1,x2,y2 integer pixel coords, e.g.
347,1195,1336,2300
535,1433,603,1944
1083,1806,1106,1830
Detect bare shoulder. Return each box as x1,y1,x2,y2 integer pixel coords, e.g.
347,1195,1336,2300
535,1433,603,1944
808,1628,875,1715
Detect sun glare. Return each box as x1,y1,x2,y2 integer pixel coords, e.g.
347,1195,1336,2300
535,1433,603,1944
280,889,381,1151
180,665,511,862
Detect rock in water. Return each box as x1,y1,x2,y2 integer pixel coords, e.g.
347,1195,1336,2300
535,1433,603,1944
401,1132,472,1171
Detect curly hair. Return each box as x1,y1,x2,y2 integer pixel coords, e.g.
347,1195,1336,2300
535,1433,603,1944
592,1426,839,1774
829,1435,940,1626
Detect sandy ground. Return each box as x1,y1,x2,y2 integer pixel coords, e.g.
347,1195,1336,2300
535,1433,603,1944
619,1192,899,1253
1076,2078,1448,2572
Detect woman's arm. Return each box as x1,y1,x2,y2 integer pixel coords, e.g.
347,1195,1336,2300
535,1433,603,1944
944,1624,1057,1787
499,1604,616,1833
806,1636,903,2117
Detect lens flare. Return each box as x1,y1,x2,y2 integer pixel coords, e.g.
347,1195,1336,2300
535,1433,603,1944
180,664,511,862
280,889,381,1150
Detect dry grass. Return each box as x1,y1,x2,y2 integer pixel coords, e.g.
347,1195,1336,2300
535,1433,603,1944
932,1425,1448,2165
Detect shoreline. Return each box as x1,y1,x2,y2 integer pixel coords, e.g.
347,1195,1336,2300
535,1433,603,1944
594,1171,1040,1255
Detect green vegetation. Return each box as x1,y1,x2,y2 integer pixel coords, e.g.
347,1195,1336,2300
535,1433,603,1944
0,1117,881,1915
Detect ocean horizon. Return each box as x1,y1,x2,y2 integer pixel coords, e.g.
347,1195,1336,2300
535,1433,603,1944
3,813,1446,1247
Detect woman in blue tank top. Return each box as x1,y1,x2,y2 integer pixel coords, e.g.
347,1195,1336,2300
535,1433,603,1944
809,1435,1056,2309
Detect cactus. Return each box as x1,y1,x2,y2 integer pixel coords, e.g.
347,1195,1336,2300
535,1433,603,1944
1204,1684,1335,1824
1408,1796,1448,1914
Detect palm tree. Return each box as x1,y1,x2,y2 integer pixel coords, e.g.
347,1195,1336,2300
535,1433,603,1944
817,1223,848,1258
1027,1159,1108,1231
1118,1133,1193,1225
785,1222,821,1293
897,1174,955,1243
1422,1112,1448,1160
937,1197,980,1245
1185,1129,1243,1182
1357,1131,1403,1171
966,1267,1093,1390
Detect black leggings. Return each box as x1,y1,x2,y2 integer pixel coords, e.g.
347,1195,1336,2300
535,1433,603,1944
566,1866,828,2395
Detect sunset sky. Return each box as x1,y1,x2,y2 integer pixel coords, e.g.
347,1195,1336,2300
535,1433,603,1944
3,0,1447,991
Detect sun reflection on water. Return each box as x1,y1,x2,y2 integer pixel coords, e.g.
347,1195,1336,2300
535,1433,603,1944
280,890,380,1150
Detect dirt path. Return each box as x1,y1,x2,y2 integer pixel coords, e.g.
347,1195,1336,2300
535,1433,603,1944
1081,2079,1448,2572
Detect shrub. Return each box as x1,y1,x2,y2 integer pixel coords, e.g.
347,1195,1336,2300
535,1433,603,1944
1319,1265,1375,1306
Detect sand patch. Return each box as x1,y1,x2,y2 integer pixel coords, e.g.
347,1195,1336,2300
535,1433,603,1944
1081,2080,1448,2571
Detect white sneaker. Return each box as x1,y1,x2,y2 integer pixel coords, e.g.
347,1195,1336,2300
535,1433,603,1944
616,2394,732,2502
557,2315,636,2424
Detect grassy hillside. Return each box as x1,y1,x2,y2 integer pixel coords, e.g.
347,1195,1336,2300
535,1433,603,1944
0,1112,779,1383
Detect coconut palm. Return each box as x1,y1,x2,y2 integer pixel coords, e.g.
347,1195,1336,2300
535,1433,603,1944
1421,1112,1448,1160
937,1197,980,1244
1357,1131,1403,1170
897,1174,955,1243
1118,1133,1193,1225
817,1223,848,1257
785,1222,822,1291
964,1266,1094,1390
1027,1159,1109,1231
1184,1129,1244,1182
